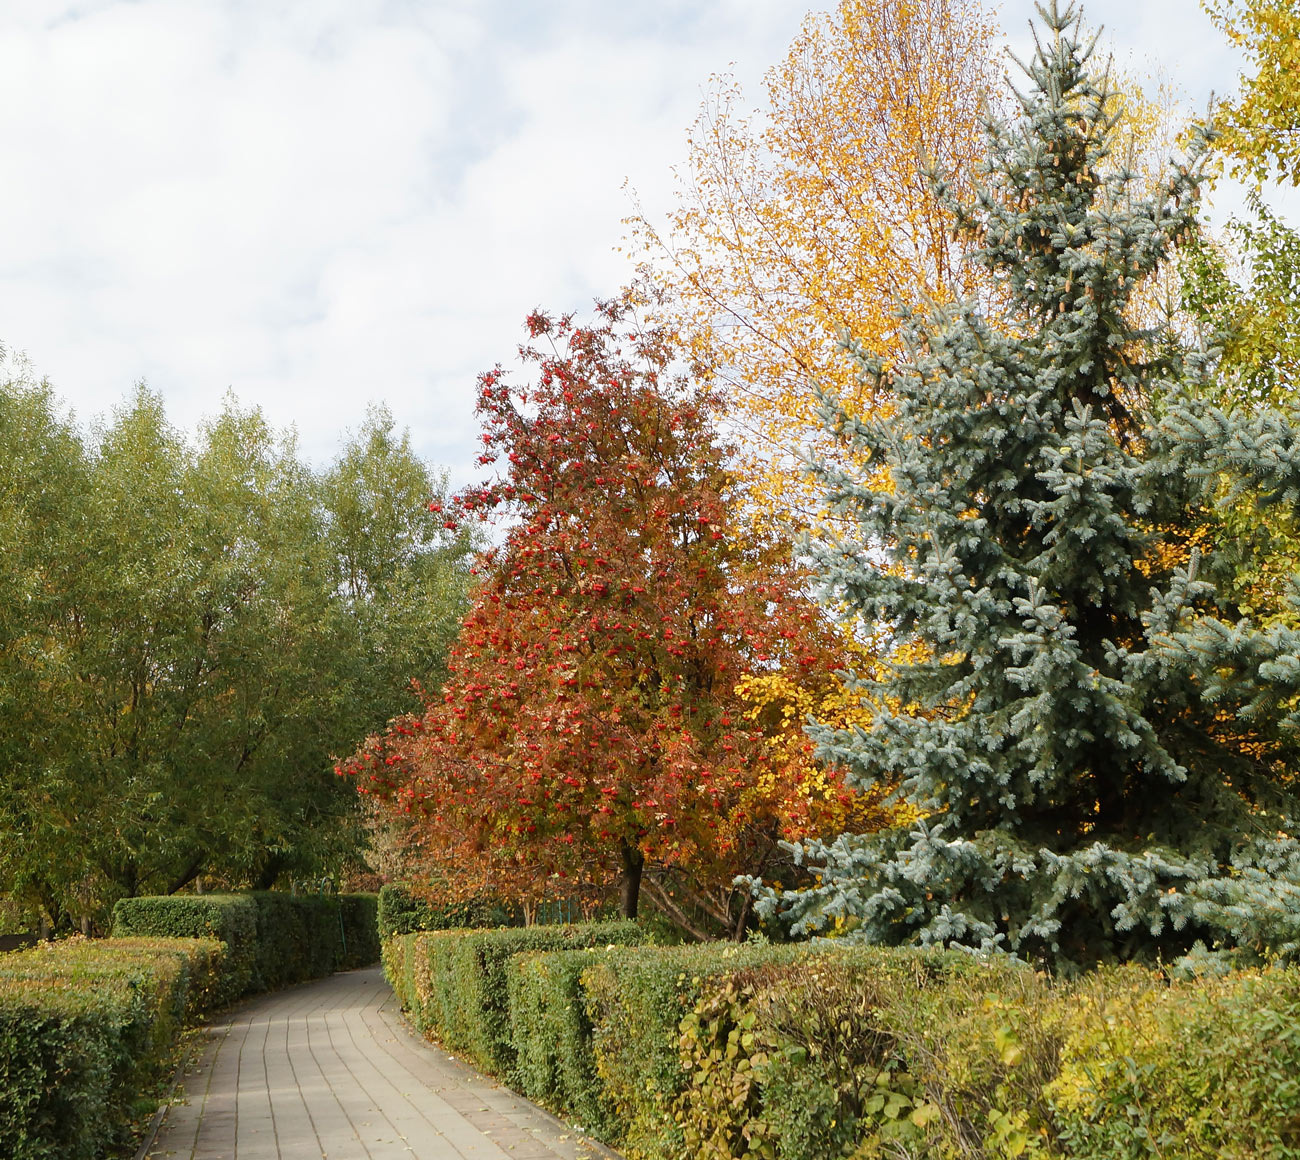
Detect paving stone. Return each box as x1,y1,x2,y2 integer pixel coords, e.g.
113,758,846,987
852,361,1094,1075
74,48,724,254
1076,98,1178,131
146,966,619,1160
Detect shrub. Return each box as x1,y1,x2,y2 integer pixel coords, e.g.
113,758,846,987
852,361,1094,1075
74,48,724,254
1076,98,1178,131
579,941,812,1158
507,947,621,1138
376,883,516,939
0,937,223,1160
338,893,381,968
876,954,1067,1159
111,894,258,1004
577,943,1056,1160
385,921,643,1077
4,894,377,1160
577,944,1300,1160
671,949,946,1160
1049,965,1300,1159
111,892,381,1001
380,928,1300,1159
250,893,343,991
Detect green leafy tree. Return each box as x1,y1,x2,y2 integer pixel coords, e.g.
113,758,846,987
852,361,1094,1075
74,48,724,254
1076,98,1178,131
321,404,470,722
0,368,93,929
1179,196,1300,623
1183,194,1300,412
752,1,1300,971
0,384,469,929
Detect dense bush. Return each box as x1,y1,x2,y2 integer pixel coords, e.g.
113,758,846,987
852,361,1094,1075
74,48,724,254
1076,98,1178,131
337,893,382,968
506,948,619,1138
3,893,378,1160
376,883,515,939
1049,966,1300,1159
111,892,380,1001
110,894,258,1003
387,927,1300,1160
250,892,380,990
601,950,1300,1160
670,948,1050,1160
580,942,815,1158
0,937,223,1160
384,921,643,1076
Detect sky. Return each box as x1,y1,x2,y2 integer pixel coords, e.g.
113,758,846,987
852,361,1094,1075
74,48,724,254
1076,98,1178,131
0,0,1289,487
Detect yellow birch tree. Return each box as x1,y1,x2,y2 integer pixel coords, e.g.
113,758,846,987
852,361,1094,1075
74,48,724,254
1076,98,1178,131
628,0,1000,527
1204,0,1300,185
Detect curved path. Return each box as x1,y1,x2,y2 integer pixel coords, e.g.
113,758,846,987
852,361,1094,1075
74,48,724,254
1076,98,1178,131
146,966,617,1160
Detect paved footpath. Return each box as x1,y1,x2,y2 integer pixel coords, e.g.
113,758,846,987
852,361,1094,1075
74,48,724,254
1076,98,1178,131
146,966,618,1160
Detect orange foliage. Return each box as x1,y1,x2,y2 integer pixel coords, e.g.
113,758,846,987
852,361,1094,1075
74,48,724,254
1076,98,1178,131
341,303,858,932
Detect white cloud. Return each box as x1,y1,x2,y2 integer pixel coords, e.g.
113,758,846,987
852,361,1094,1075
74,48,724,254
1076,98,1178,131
0,0,1278,488
0,0,827,481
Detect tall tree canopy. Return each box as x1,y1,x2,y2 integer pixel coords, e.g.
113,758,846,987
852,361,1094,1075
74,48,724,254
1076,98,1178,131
344,301,854,934
1204,0,1300,185
1176,0,1300,625
0,379,469,931
629,0,999,529
753,1,1300,971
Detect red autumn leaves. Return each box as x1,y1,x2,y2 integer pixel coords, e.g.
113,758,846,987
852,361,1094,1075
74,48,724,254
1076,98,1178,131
341,299,848,918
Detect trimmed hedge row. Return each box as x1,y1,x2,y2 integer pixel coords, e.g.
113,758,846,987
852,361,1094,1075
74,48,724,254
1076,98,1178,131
0,936,224,1160
508,941,815,1147
386,930,1300,1160
376,883,517,939
656,946,1044,1160
384,922,643,1077
511,941,981,1157
111,891,380,1002
3,892,382,1159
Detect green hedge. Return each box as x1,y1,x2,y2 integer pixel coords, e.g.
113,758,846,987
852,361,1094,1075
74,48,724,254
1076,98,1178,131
3,892,380,1160
1,893,379,1160
376,883,516,939
0,937,223,1160
249,893,380,990
387,928,1300,1160
506,948,615,1137
664,947,1036,1160
111,892,380,1001
580,942,825,1158
1048,965,1300,1159
599,950,1300,1160
337,893,382,968
385,921,643,1077
110,895,257,1003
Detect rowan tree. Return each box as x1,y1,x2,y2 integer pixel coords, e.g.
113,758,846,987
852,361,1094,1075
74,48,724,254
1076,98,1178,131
344,300,850,932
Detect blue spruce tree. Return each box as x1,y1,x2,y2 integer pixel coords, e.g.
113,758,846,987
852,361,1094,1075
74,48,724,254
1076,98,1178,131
755,0,1300,970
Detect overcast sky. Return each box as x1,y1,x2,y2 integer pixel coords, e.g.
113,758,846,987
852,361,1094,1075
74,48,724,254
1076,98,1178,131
0,0,1289,486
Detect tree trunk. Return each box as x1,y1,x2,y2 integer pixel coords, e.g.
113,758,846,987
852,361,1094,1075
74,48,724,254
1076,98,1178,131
731,892,753,942
619,841,644,919
167,856,205,896
641,878,710,942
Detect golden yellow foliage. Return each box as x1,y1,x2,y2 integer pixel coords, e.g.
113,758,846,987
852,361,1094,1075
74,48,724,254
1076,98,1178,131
1204,0,1300,185
734,626,920,839
628,0,999,528
627,5,1207,858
